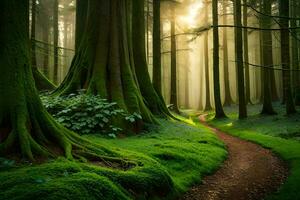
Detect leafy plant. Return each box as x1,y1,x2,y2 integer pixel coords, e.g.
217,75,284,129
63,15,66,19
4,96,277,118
41,94,141,136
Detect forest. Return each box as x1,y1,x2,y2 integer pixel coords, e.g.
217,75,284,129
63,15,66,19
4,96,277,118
0,0,300,199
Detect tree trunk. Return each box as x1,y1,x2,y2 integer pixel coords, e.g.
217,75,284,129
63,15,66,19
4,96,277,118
152,0,162,95
0,0,111,160
75,0,88,52
53,0,59,84
261,0,276,115
213,0,226,118
132,0,172,117
54,0,159,123
203,0,212,111
31,0,37,69
222,0,233,106
170,5,180,114
279,0,297,114
243,0,251,104
234,0,247,119
291,0,300,105
31,0,55,91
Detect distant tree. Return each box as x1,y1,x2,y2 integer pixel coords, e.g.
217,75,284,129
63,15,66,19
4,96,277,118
170,4,180,113
243,0,251,104
31,0,55,91
222,0,233,106
234,0,247,119
261,0,276,115
53,0,59,84
203,0,212,111
290,0,300,105
212,0,226,118
279,0,297,114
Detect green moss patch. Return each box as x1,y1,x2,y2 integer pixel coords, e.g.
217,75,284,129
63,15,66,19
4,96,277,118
0,119,226,200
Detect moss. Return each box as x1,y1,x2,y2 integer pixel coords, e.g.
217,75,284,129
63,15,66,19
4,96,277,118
0,120,226,200
32,68,56,91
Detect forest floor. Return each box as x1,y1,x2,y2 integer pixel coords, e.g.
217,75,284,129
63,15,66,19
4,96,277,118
0,119,227,200
181,115,288,200
199,103,300,200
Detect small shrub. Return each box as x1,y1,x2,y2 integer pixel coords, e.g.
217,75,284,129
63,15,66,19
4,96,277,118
41,94,142,136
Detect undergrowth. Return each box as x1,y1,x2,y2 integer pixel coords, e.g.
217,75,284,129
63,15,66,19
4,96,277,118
0,119,226,200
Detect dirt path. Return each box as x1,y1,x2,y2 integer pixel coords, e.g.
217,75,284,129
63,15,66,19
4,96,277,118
181,115,288,200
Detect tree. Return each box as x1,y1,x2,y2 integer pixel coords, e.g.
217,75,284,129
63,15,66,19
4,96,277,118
53,0,170,122
279,0,297,114
212,0,226,118
152,0,162,95
132,0,172,117
0,0,113,160
75,0,88,52
203,0,212,111
261,0,276,115
170,4,180,114
243,0,251,104
291,0,300,105
234,0,247,119
53,0,59,84
31,0,55,91
222,0,233,106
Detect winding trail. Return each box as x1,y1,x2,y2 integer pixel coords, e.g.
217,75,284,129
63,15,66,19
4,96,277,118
181,115,288,200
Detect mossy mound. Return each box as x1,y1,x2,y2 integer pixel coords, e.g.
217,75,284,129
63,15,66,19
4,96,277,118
0,120,226,200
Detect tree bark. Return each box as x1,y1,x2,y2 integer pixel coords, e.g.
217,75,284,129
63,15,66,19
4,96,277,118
53,0,59,84
261,0,276,115
213,0,226,118
279,0,297,114
234,0,247,119
54,0,159,123
170,5,180,114
222,0,233,106
243,0,251,104
152,0,162,95
203,0,212,111
0,0,111,160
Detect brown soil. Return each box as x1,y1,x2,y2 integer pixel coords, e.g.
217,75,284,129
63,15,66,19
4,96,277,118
181,115,288,200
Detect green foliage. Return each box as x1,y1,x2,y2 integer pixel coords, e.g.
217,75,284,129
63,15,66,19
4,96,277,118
0,120,226,200
41,94,141,136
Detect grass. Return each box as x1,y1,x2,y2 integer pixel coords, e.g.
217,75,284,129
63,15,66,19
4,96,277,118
205,103,300,200
0,119,226,200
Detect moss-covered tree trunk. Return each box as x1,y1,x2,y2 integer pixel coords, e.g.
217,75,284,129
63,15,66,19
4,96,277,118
0,0,112,161
75,0,88,52
279,0,297,114
54,0,159,123
132,0,172,117
261,0,276,115
212,0,226,118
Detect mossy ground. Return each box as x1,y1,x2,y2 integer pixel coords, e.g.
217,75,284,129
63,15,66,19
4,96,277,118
202,103,300,200
0,119,226,200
